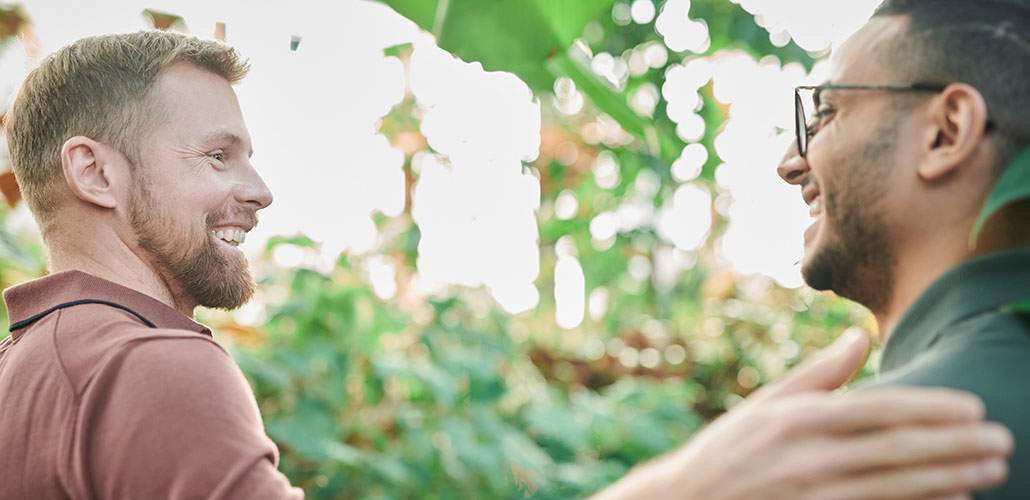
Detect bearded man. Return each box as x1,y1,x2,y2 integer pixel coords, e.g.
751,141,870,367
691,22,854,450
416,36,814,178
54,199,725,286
0,29,1014,500
777,0,1030,498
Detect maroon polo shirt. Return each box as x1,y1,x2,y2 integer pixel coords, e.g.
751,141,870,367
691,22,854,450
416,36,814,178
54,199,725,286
0,270,303,499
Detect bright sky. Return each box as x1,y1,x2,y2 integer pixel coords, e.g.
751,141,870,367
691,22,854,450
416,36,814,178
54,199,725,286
1,0,882,325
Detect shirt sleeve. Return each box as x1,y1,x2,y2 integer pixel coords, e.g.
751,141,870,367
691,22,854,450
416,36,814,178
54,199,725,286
77,332,305,500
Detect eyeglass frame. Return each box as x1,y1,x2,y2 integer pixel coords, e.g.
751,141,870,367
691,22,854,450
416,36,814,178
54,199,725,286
793,83,966,158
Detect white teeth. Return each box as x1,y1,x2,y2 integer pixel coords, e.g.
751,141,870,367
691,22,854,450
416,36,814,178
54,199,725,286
809,197,822,216
211,228,246,246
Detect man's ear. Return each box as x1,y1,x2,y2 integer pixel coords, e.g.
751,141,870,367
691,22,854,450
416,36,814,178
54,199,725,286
917,83,990,182
60,136,122,209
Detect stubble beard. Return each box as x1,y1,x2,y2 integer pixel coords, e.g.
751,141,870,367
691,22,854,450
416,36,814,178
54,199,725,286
801,118,899,314
129,174,256,311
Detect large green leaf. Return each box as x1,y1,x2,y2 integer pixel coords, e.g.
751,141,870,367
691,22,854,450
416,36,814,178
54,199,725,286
382,0,612,90
380,0,682,163
971,146,1030,245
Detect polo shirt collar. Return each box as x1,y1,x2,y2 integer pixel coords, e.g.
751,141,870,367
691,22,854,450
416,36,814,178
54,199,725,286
881,247,1030,371
3,270,211,339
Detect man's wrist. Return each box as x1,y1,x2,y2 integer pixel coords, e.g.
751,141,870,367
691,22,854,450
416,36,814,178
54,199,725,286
591,447,699,500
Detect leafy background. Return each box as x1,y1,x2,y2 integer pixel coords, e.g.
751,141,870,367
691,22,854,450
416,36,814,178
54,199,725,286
0,1,884,498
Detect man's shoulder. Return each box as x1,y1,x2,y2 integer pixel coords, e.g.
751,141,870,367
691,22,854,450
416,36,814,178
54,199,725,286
79,328,260,433
872,311,1030,397
867,311,1030,499
85,327,236,391
48,303,228,396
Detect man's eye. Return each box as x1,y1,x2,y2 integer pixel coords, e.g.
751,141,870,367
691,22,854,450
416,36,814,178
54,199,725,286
815,107,835,120
209,152,225,163
807,107,836,136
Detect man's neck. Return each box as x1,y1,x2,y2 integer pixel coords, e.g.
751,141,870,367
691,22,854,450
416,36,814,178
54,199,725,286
872,238,971,342
46,231,197,317
873,206,1030,340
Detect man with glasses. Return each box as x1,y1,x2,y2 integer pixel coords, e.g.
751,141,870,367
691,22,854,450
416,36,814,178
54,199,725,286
779,0,1030,497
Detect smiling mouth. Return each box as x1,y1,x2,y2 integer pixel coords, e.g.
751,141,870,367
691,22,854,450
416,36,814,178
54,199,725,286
211,228,246,247
803,189,823,246
809,194,823,218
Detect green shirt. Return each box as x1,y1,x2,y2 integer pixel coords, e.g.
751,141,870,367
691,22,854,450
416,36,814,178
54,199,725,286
862,248,1030,499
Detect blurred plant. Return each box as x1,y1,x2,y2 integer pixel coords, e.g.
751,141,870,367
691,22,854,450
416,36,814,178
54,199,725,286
0,3,29,51
222,2,874,497
219,237,867,499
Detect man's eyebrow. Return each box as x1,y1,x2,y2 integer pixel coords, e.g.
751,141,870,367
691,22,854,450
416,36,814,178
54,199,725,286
197,131,254,158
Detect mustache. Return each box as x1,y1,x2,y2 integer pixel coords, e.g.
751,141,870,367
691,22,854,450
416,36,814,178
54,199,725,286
206,206,259,229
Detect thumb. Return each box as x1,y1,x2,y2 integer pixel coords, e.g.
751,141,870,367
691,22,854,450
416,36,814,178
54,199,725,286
750,327,869,403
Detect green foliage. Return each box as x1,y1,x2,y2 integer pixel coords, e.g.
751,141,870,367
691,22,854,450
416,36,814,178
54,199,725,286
0,213,48,335
382,0,614,91
381,0,683,163
1006,300,1030,316
971,146,1030,246
223,235,867,499
225,2,859,497
233,242,720,498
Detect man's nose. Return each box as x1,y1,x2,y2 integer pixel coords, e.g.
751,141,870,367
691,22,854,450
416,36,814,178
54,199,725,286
235,162,274,210
776,144,810,186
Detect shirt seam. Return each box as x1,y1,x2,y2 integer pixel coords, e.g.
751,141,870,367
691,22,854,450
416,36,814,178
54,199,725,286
48,309,84,499
76,333,232,499
49,309,79,403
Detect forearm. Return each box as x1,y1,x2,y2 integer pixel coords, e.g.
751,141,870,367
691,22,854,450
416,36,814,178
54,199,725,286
591,450,688,500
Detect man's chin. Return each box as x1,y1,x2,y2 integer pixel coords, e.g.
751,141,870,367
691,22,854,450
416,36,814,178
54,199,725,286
179,245,256,310
800,268,831,292
802,238,865,298
799,245,834,292
800,218,830,286
194,280,254,310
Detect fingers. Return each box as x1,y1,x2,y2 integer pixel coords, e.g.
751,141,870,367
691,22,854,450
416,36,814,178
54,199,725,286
751,328,868,402
808,458,1008,500
790,387,986,433
825,421,1013,474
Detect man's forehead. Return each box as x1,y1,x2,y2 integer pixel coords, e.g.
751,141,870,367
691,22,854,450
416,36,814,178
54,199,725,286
827,15,909,85
148,63,250,146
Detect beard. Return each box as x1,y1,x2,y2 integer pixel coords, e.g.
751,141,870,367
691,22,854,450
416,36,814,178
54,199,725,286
129,174,256,310
801,117,899,313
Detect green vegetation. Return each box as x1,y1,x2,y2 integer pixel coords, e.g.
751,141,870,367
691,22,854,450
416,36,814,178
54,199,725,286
220,3,872,497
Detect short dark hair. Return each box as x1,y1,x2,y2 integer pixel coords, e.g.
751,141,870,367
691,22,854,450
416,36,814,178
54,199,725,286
873,0,1030,170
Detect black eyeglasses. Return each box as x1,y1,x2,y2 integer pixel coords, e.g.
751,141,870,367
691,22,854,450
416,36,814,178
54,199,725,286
794,83,948,158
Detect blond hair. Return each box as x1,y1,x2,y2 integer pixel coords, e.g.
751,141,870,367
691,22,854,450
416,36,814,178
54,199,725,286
4,30,248,226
